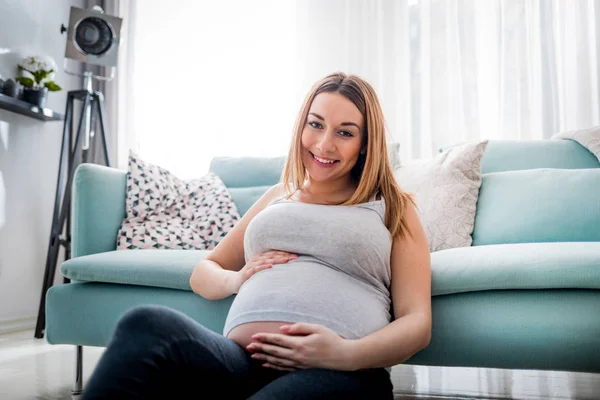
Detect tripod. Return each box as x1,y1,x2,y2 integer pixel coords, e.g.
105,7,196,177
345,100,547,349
34,72,111,339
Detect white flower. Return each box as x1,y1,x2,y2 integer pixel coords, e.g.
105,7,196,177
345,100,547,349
18,55,56,73
19,56,37,71
41,56,57,72
18,55,57,84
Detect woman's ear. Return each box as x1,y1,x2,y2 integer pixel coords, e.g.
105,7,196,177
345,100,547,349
360,146,367,155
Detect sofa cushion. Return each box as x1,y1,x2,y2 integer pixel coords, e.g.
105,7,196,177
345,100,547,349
472,168,600,245
394,140,488,252
431,242,600,296
117,152,241,250
60,250,210,291
62,243,600,297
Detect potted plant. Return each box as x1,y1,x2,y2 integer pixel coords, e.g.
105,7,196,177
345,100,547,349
15,55,62,108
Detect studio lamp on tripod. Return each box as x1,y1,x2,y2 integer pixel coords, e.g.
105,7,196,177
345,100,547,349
34,6,123,339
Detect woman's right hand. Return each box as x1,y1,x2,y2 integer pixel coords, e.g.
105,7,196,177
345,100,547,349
229,251,298,294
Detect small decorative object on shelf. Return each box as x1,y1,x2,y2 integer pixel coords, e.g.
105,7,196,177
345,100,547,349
2,78,19,98
15,55,62,108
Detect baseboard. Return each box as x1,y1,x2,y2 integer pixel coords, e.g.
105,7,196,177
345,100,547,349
0,316,36,335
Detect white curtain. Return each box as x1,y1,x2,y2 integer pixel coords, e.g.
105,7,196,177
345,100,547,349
118,0,600,177
123,0,300,178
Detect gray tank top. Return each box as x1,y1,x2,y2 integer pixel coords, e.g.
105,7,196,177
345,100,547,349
223,191,393,352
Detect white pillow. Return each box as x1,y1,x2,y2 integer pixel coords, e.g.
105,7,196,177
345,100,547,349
394,140,488,252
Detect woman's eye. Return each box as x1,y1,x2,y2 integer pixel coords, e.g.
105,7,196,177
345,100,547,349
307,121,352,137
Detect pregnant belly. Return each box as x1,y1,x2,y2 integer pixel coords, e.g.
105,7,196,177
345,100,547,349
226,321,291,349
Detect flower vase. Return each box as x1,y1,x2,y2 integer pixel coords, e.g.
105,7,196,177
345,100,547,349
22,87,48,108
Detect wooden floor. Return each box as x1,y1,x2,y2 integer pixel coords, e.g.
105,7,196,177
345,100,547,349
1,329,599,399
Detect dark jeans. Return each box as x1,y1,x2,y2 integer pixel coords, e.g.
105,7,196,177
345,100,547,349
82,305,393,399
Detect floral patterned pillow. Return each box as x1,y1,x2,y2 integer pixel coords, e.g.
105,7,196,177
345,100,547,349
116,151,241,250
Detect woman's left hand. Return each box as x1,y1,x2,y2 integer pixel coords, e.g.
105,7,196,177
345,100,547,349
246,323,355,372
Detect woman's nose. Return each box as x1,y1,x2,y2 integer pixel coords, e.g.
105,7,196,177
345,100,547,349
317,131,336,153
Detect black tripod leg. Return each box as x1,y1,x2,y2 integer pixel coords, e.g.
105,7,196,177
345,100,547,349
95,93,112,167
54,94,91,261
64,98,76,282
34,93,74,339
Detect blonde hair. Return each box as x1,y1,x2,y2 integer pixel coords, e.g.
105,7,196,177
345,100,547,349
280,72,416,240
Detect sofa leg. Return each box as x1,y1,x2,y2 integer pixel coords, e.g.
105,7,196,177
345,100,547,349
72,345,83,397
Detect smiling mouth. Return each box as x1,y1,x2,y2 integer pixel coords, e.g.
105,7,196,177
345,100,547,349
310,152,339,165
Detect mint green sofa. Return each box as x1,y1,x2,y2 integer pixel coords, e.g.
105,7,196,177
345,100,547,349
46,139,600,395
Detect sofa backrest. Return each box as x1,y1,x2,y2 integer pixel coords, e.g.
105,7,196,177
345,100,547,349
70,139,599,258
472,167,600,245
210,139,600,246
209,156,286,215
479,139,598,173
472,139,600,245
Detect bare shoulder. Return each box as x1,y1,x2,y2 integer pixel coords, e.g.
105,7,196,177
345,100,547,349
260,182,288,206
396,202,426,244
269,182,286,199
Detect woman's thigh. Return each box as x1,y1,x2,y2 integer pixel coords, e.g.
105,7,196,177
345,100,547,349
247,367,393,400
83,305,254,399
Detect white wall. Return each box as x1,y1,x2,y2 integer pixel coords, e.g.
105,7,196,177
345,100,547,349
0,0,85,333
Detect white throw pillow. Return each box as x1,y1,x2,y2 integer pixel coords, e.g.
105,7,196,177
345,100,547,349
394,140,488,252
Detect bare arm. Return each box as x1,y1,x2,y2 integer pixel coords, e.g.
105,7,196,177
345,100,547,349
189,183,285,300
189,260,240,301
346,204,432,370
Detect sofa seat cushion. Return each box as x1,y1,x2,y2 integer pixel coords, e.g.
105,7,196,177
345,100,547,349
62,242,600,296
432,242,600,296
61,250,210,291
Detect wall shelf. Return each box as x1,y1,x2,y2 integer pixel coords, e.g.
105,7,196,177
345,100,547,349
0,93,64,121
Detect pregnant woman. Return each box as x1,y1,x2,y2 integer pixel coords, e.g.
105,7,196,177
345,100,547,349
82,72,432,400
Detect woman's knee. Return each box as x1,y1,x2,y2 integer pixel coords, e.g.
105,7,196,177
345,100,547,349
115,304,184,338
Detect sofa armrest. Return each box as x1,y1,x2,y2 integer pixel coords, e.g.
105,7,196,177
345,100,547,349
71,163,127,258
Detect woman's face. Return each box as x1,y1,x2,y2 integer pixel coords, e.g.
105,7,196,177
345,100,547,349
301,92,365,185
